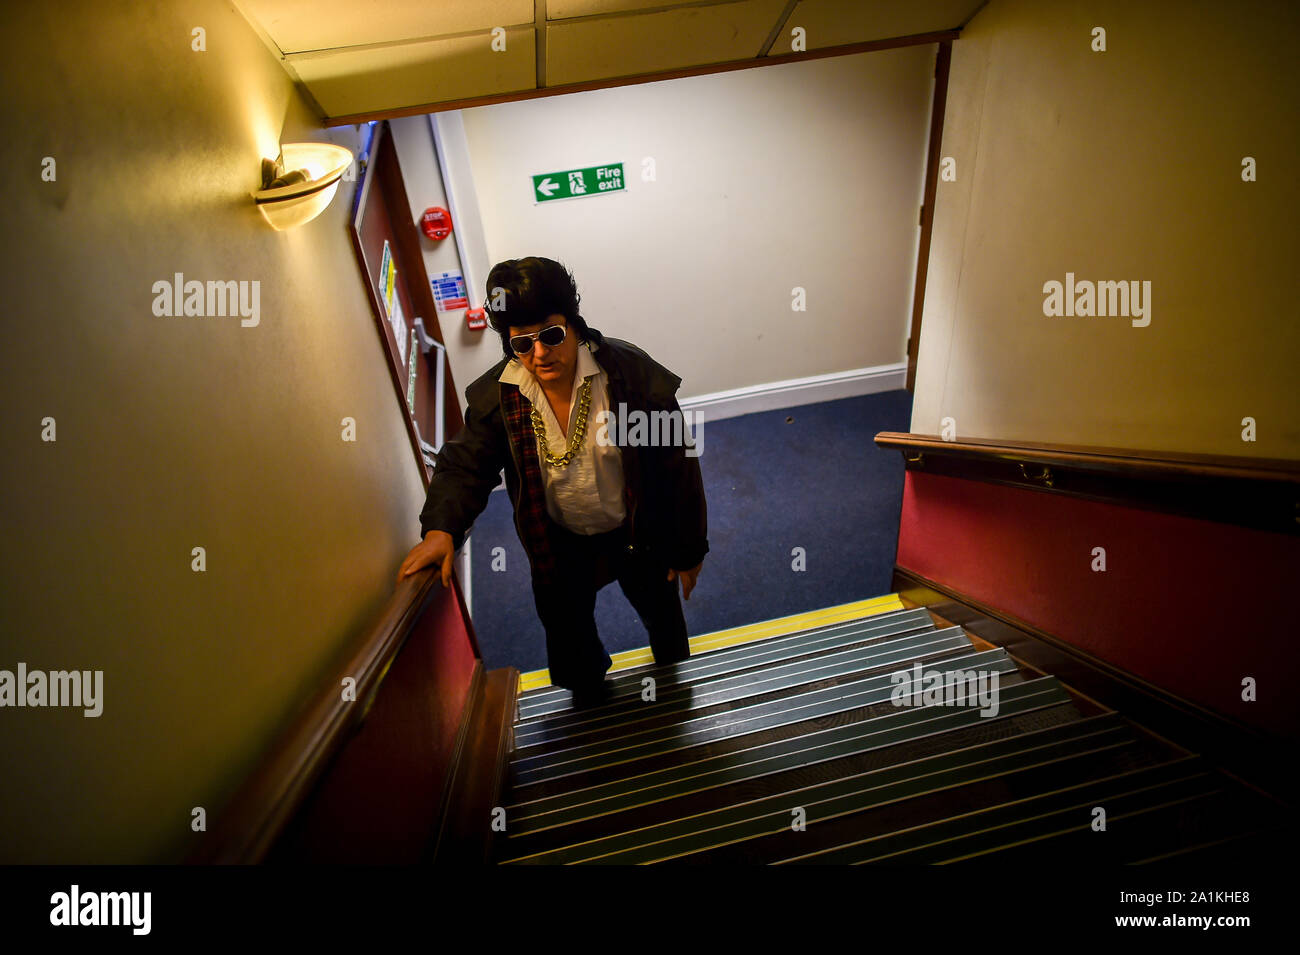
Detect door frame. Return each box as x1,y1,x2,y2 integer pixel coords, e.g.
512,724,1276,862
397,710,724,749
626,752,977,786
349,120,464,487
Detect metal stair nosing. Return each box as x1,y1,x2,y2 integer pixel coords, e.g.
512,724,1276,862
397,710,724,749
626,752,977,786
499,710,1133,864
772,756,1211,864
514,628,980,748
516,608,940,719
508,649,1021,786
933,788,1261,865
505,677,1075,827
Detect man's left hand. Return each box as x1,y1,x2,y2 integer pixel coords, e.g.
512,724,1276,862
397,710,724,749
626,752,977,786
667,561,703,601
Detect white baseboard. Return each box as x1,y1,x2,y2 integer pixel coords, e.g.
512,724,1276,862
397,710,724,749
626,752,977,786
486,361,906,490
678,362,907,421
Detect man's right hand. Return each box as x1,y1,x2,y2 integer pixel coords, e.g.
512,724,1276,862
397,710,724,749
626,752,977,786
396,530,456,587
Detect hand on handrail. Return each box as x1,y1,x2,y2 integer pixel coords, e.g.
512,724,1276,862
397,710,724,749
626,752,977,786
396,530,455,588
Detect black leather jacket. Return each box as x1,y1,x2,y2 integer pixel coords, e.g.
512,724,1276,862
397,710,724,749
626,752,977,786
419,337,709,576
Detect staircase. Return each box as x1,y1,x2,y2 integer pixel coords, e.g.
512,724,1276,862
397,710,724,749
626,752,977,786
493,601,1284,864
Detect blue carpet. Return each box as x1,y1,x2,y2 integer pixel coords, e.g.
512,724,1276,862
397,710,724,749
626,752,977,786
465,390,913,673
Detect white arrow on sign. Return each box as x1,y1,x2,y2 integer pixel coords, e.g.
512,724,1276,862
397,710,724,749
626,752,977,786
536,177,558,197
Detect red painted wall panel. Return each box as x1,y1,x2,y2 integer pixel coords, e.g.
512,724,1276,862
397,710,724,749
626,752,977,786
421,576,479,789
897,471,1300,738
272,578,480,862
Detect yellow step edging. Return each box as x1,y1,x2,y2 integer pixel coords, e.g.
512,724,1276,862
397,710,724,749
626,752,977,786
517,593,906,693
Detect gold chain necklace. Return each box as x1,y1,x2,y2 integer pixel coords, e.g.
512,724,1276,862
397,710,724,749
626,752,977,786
531,376,593,467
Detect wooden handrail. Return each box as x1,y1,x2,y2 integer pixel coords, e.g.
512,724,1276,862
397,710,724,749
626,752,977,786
189,567,443,864
874,432,1300,484
876,432,1298,535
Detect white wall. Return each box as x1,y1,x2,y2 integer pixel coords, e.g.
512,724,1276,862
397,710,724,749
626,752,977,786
912,0,1300,458
0,0,427,862
449,46,936,401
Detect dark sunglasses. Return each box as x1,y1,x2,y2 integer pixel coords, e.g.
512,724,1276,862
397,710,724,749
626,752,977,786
509,323,567,355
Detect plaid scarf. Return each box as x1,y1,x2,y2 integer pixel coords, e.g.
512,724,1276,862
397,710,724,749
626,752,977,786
499,382,559,583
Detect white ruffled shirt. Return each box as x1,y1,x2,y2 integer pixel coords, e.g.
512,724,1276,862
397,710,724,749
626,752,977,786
498,340,627,535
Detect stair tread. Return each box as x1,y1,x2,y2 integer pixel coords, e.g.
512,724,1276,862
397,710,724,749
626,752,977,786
499,708,1135,863
517,607,940,717
515,632,996,751
510,649,1021,786
494,601,1285,865
508,675,1066,804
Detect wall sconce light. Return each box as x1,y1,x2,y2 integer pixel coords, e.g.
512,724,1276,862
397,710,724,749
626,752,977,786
254,142,353,231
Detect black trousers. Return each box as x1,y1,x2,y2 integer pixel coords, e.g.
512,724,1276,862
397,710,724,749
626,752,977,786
531,518,690,691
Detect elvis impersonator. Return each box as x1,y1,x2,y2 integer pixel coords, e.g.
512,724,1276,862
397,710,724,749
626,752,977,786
397,257,708,707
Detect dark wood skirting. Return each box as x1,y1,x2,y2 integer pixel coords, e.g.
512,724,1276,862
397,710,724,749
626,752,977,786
876,431,1300,535
431,667,519,864
893,567,1296,805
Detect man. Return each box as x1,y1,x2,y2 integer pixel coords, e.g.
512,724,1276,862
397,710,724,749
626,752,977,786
397,257,707,707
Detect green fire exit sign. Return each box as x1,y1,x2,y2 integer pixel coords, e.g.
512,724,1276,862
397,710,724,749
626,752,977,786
532,163,625,203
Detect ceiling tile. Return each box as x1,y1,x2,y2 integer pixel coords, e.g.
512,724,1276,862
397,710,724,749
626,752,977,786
773,0,980,51
289,29,536,118
548,0,727,18
547,0,790,86
243,0,535,53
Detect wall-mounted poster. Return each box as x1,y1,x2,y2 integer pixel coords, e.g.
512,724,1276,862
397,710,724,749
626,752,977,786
379,239,405,363
392,293,406,364
380,241,398,317
431,270,468,312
